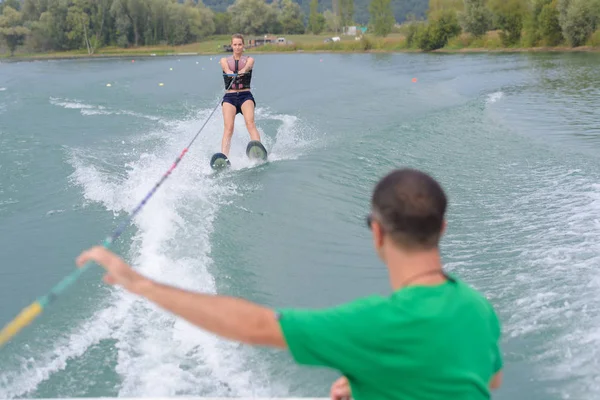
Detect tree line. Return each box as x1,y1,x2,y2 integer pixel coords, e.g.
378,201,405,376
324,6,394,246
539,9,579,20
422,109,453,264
1,0,599,56
407,0,600,51
0,0,399,55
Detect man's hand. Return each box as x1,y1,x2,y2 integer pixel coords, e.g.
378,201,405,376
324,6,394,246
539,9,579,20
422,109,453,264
490,370,503,389
76,246,148,294
330,376,351,400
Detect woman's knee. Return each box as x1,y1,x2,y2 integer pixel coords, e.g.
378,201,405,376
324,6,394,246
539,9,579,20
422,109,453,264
223,122,234,136
244,118,256,130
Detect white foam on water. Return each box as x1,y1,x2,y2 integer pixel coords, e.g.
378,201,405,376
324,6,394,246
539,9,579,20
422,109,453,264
0,198,19,207
45,209,65,216
472,165,600,399
486,91,504,104
49,97,164,122
256,108,318,163
0,102,316,398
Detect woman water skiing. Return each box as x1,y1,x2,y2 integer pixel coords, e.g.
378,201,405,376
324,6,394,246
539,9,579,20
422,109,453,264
219,33,263,158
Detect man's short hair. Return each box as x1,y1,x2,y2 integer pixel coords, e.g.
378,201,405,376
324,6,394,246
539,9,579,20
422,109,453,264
371,168,447,250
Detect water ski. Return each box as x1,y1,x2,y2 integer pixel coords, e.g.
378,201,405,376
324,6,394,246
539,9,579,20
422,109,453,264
246,140,268,161
210,152,230,170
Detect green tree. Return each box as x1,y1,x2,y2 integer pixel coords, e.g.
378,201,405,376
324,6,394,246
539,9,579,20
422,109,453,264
279,0,305,34
66,0,90,52
340,0,354,29
323,9,341,32
164,1,215,45
307,0,325,34
144,0,167,45
27,0,67,52
190,2,216,41
488,0,529,46
40,0,71,50
214,12,231,34
460,0,491,37
521,0,545,46
110,0,150,47
405,16,425,48
0,0,22,14
228,0,280,35
558,0,600,47
538,0,562,45
418,7,460,51
64,0,109,55
0,6,30,56
22,0,47,22
369,0,394,37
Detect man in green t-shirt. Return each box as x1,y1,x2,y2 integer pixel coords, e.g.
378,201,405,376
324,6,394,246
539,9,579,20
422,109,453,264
76,168,503,399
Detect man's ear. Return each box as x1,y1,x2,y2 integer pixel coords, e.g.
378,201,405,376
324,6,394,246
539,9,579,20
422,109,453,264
373,221,385,249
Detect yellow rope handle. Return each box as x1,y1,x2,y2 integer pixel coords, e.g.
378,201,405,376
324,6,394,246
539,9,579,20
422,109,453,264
0,302,43,347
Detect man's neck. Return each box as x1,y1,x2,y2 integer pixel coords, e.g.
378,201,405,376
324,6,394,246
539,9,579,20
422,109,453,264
386,247,445,291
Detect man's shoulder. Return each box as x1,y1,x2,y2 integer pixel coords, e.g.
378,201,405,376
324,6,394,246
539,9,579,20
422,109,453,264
278,294,391,322
450,277,502,329
393,275,499,318
454,277,497,308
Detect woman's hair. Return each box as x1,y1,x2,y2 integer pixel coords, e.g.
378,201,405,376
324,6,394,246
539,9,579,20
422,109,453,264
231,33,244,44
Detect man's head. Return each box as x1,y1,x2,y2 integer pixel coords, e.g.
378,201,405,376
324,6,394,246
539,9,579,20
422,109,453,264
368,168,447,256
231,33,244,54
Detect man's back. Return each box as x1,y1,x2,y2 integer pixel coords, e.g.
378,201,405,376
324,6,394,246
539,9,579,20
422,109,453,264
278,275,502,400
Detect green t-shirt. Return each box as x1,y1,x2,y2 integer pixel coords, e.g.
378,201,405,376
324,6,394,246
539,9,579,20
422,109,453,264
277,276,503,400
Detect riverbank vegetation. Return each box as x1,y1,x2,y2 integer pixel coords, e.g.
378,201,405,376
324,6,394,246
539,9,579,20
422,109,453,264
0,0,599,58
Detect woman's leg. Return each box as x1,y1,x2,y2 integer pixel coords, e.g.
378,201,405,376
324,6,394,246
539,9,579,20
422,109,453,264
240,99,261,142
221,102,237,156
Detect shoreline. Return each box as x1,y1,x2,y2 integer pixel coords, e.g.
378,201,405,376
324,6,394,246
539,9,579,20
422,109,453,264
2,45,599,62
436,45,600,53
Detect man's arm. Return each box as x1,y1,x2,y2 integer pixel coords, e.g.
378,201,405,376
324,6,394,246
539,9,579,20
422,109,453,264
489,370,503,390
330,376,351,400
77,246,287,348
138,279,287,347
488,303,503,391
